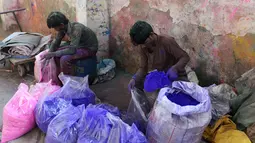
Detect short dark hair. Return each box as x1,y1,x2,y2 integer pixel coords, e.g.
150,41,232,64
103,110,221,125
47,11,69,28
129,21,153,45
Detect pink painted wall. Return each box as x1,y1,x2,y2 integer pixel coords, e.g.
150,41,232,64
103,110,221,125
0,0,76,37
109,0,255,85
0,0,109,59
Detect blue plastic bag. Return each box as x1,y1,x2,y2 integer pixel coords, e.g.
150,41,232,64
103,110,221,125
58,73,96,107
94,103,120,117
35,91,72,133
77,105,148,143
144,70,171,92
46,105,85,143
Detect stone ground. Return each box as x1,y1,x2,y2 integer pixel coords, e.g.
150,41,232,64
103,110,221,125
0,61,132,142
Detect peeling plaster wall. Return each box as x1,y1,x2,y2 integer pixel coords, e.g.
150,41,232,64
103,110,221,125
110,0,255,85
87,0,109,59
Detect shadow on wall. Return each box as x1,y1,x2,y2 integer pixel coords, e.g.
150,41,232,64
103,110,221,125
195,60,220,87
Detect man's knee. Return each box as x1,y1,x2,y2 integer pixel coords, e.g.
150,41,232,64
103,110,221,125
60,55,72,66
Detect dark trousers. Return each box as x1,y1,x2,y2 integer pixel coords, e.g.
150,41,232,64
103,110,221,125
55,46,96,76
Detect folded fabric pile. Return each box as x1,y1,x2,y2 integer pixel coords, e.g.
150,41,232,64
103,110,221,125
0,32,51,57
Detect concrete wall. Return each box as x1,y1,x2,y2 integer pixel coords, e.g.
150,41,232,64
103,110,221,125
109,0,255,85
0,0,109,59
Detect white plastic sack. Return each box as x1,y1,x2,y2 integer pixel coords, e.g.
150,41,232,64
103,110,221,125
147,81,211,143
185,66,199,84
208,84,237,120
95,59,116,83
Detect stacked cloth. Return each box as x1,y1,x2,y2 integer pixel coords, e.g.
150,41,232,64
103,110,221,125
0,32,51,57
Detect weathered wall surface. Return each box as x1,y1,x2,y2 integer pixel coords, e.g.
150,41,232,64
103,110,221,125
0,0,109,59
87,0,109,59
110,0,255,85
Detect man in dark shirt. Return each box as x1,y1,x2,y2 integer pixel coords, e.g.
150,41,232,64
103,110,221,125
128,21,190,91
43,11,98,75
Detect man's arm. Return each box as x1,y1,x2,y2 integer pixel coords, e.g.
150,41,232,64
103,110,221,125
49,31,65,52
134,46,148,82
166,37,190,72
54,26,82,57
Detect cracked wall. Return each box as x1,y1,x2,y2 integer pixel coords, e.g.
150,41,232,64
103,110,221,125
110,0,255,85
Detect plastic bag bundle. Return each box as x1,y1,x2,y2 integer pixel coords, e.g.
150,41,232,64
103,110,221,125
46,105,85,143
208,84,237,120
122,88,151,133
77,105,148,143
29,81,60,101
144,70,171,92
34,50,59,85
1,83,37,143
147,81,212,143
58,72,84,84
94,103,121,117
58,73,96,107
96,59,116,83
35,92,72,133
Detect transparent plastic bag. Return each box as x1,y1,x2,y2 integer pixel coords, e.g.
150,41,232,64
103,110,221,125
93,103,120,117
46,105,85,143
122,88,151,133
29,81,60,101
77,105,147,143
35,91,72,133
147,81,212,143
34,50,59,85
58,72,84,84
2,83,37,143
34,50,47,82
58,73,96,107
208,84,237,120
